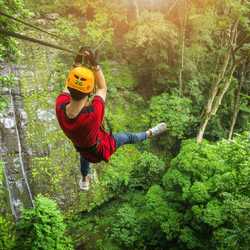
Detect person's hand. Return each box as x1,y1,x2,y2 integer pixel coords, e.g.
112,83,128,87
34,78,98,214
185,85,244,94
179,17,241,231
83,48,99,67
73,46,85,66
73,47,99,67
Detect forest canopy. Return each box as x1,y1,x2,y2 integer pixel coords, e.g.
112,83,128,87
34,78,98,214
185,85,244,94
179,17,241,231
0,0,249,250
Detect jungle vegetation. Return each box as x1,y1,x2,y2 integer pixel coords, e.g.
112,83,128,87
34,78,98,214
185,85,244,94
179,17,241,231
0,0,249,249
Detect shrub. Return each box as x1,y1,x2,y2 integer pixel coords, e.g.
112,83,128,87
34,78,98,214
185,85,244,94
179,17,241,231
103,146,140,194
0,0,28,59
15,195,73,250
109,204,141,248
128,133,250,250
0,216,15,250
149,93,195,138
157,133,250,249
130,151,165,190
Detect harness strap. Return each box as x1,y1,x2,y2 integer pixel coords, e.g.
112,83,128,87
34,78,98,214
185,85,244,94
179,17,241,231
74,139,100,154
74,139,103,161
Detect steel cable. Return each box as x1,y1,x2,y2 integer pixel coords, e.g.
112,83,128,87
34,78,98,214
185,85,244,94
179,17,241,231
0,10,72,43
0,27,76,54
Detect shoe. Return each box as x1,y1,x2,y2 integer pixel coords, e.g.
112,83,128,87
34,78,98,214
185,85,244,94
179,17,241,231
79,177,90,191
149,122,167,137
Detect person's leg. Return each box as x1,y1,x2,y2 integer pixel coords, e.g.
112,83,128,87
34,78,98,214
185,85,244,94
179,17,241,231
79,155,91,191
80,155,91,178
113,123,167,149
113,132,148,149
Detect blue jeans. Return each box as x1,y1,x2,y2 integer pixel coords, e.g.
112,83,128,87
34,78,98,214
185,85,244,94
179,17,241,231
80,132,147,177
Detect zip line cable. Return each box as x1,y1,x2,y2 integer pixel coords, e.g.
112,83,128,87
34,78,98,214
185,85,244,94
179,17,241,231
0,28,76,54
0,10,72,43
0,10,110,57
0,27,105,58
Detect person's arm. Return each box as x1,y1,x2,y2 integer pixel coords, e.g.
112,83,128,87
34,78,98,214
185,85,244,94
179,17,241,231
63,86,70,94
83,49,107,102
93,65,107,102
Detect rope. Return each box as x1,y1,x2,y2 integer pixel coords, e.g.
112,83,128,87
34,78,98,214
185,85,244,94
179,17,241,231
0,27,76,54
0,10,72,42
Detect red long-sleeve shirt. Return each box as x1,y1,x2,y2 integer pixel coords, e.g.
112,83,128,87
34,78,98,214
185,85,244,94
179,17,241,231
55,92,116,163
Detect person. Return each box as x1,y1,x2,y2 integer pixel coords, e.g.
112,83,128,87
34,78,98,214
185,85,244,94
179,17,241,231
55,49,167,191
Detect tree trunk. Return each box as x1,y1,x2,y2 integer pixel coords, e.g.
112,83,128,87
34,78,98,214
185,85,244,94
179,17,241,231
207,50,232,113
196,51,233,143
228,60,247,139
197,114,210,143
178,0,187,96
166,0,179,16
211,65,237,115
131,0,139,21
179,27,185,96
196,20,239,143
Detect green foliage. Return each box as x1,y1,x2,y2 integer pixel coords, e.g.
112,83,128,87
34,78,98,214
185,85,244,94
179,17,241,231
0,74,17,87
0,162,15,250
83,12,114,55
101,60,148,132
0,74,18,112
15,195,73,250
159,133,250,249
102,133,248,250
109,204,141,248
0,216,15,250
0,96,7,112
0,96,8,112
54,17,80,43
76,146,141,212
0,161,7,213
101,60,137,90
1,1,248,249
95,133,249,250
0,0,28,59
130,151,165,190
0,74,17,111
103,146,140,193
149,93,195,138
143,185,183,245
126,11,178,85
0,160,11,217
0,161,4,200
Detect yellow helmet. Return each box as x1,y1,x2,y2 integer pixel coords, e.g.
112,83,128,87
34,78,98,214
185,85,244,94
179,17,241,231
66,66,94,94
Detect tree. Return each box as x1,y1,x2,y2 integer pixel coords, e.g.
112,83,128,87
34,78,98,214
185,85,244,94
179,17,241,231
15,195,73,250
149,93,195,139
177,0,189,96
0,0,28,60
130,0,140,20
197,0,250,143
125,10,178,91
109,204,141,248
83,12,114,55
130,151,165,190
0,216,15,250
228,58,249,139
144,133,250,249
